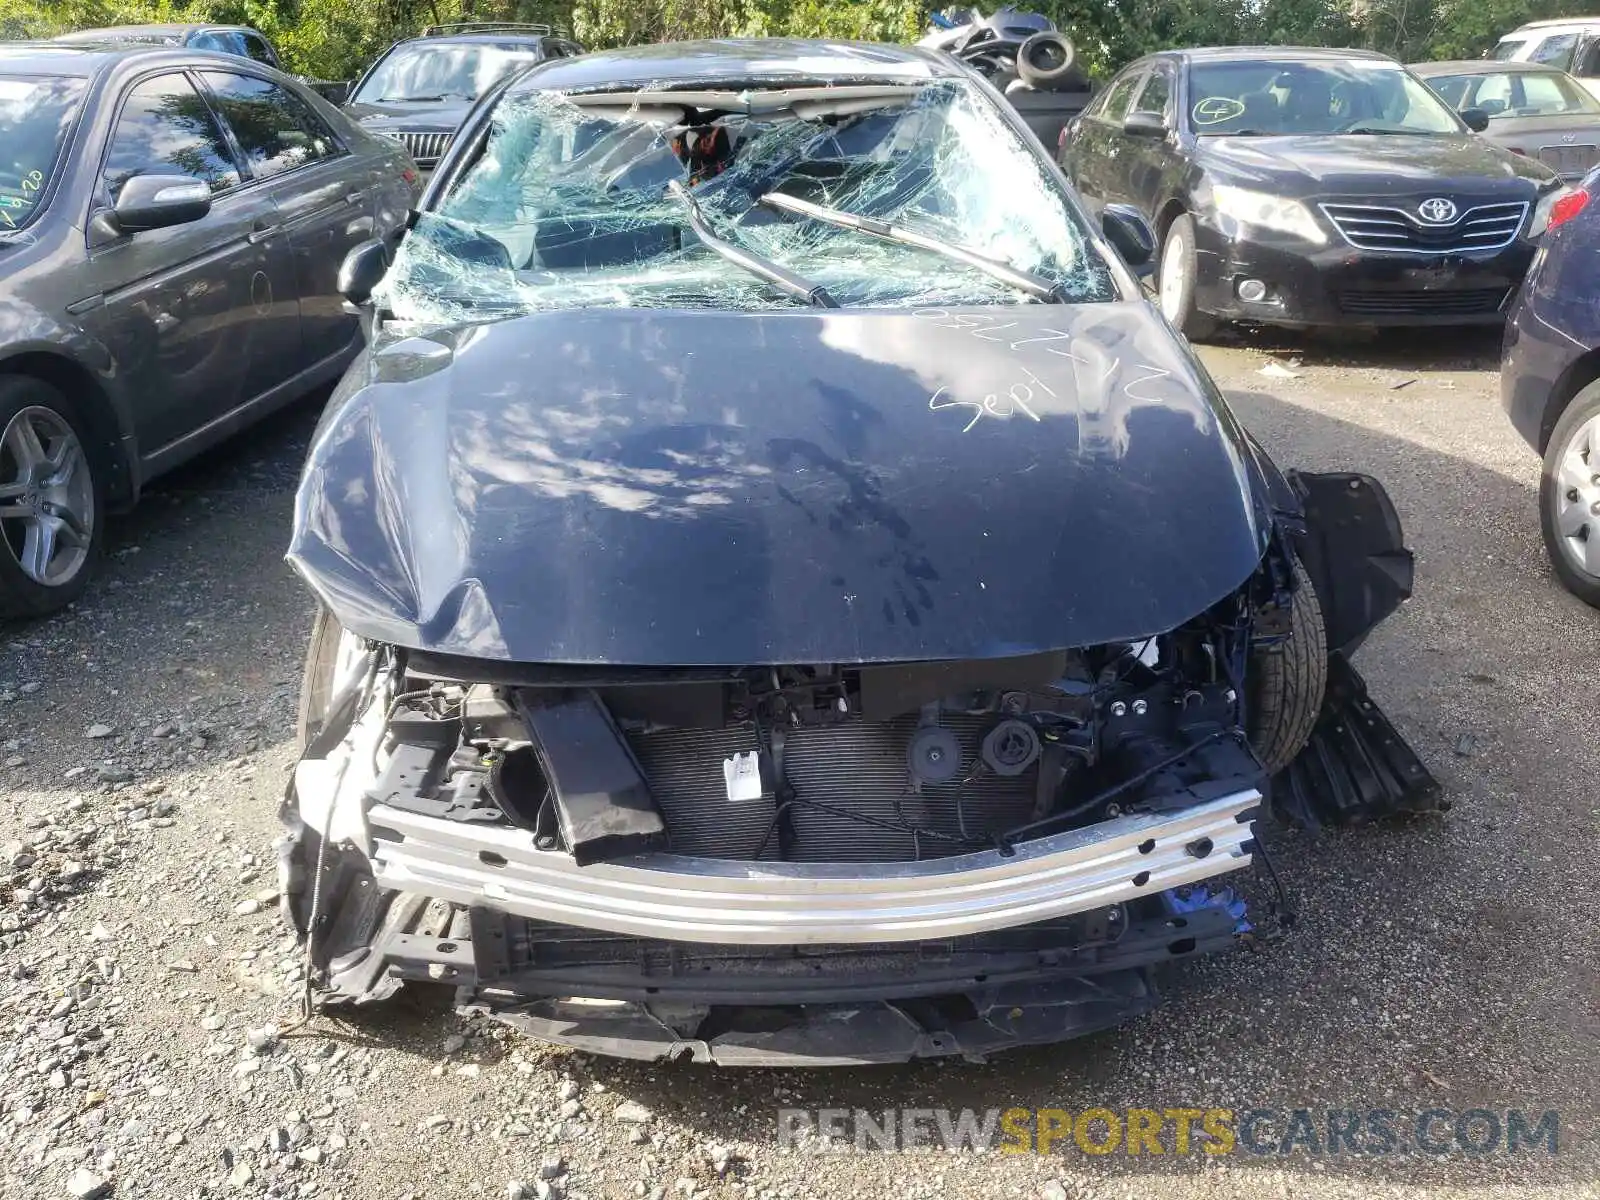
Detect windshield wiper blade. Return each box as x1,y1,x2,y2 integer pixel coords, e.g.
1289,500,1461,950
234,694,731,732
759,190,1063,302
667,181,838,309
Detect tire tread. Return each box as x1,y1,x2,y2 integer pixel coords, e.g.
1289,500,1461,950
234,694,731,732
1250,558,1328,776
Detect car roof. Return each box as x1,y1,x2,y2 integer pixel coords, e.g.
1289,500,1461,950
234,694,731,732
0,41,168,74
393,32,549,46
1162,45,1398,65
1506,19,1600,33
506,38,952,94
52,24,248,42
1410,59,1572,75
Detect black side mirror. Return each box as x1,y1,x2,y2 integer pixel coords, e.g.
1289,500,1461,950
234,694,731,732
111,174,211,233
1122,111,1168,138
1460,106,1490,133
1102,203,1156,273
338,238,391,306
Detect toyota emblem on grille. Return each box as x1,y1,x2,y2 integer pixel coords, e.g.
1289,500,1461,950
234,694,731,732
1417,197,1458,224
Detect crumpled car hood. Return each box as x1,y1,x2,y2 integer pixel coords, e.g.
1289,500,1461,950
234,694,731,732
288,303,1273,664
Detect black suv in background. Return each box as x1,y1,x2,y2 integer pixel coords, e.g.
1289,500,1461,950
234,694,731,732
345,23,583,171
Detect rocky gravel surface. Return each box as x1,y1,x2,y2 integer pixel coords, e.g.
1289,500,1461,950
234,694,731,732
1,335,1597,1200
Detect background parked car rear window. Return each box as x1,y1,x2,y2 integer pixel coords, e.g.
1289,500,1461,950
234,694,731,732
1430,70,1600,117
102,73,241,196
0,74,84,231
199,72,339,179
1530,33,1579,67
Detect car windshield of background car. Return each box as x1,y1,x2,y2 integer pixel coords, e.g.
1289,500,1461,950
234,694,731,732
355,44,547,103
1187,60,1461,136
0,75,85,235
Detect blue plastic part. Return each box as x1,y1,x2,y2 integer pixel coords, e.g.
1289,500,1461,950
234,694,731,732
1162,884,1252,934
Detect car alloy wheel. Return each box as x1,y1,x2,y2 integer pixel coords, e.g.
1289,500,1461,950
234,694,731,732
1158,228,1188,323
1549,409,1600,580
0,404,96,588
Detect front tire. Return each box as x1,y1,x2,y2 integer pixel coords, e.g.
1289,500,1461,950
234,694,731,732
1157,214,1219,342
1540,380,1600,608
1249,558,1329,776
297,606,347,749
0,377,106,620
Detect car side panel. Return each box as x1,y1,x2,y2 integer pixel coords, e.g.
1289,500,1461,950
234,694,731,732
1122,64,1179,217
1501,182,1600,451
269,161,373,366
77,69,291,455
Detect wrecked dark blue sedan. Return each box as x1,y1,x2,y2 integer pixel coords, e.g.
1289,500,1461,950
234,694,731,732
276,39,1439,1065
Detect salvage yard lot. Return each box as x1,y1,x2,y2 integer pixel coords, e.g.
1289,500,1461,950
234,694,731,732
0,332,1596,1200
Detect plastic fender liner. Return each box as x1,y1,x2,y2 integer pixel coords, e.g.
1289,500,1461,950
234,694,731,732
1288,471,1414,657
1272,652,1445,829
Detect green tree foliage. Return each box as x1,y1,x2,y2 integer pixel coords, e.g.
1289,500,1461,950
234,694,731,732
3,0,1599,83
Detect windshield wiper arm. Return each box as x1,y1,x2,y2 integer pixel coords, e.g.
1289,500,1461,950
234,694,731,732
759,190,1063,302
667,181,838,309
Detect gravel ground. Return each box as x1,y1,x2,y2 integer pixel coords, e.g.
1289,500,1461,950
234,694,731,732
1,331,1596,1200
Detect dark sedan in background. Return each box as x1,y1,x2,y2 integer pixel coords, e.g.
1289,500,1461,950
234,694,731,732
1060,47,1565,338
0,43,416,618
52,21,351,103
345,23,583,172
1500,170,1600,606
1413,60,1600,180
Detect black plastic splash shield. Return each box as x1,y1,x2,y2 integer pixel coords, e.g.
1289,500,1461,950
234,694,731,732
460,905,1241,1065
1271,652,1445,830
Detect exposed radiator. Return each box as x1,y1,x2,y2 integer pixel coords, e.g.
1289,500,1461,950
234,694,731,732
626,714,1037,863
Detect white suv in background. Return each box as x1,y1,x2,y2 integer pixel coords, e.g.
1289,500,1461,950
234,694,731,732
1494,19,1600,98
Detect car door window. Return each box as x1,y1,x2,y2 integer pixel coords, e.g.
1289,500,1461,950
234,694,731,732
1531,34,1578,67
240,34,279,66
199,71,340,180
1096,70,1145,124
1574,39,1600,77
102,73,242,197
1132,68,1172,121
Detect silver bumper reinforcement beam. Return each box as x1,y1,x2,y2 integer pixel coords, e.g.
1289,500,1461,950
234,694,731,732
366,790,1259,945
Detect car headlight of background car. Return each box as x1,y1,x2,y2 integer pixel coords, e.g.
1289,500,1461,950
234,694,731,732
1211,184,1328,245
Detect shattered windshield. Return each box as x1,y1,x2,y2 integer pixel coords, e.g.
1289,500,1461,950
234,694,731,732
377,78,1117,320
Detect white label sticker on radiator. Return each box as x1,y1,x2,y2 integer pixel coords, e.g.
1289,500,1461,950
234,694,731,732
723,751,763,802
